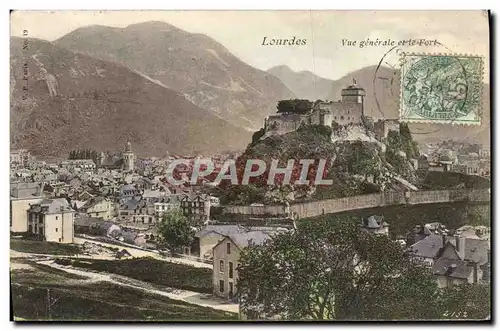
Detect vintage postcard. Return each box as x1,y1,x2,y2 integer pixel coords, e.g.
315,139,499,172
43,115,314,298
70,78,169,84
10,10,491,322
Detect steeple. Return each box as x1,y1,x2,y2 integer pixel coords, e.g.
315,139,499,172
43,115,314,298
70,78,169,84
125,140,132,153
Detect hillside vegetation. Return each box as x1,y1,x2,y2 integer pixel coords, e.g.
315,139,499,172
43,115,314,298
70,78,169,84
220,122,419,205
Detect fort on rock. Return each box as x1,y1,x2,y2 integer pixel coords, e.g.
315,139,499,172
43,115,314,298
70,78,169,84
263,80,399,140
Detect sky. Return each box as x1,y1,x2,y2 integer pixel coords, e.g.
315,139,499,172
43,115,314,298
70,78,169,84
10,10,490,81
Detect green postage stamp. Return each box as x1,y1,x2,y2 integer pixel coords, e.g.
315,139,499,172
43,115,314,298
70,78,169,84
400,54,483,125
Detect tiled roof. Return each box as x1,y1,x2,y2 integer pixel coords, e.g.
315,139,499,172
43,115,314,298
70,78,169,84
433,258,472,279
462,238,489,264
228,231,271,248
195,224,247,238
409,234,445,258
30,198,72,214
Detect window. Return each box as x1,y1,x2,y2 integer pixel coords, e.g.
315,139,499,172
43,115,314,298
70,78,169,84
219,260,225,273
55,228,58,233
219,280,225,293
58,238,61,242
55,216,59,220
340,116,344,120
227,242,231,254
229,261,234,279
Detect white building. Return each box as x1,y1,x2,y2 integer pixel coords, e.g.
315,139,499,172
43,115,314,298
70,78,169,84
479,148,490,159
10,182,44,233
212,231,271,300
60,159,96,173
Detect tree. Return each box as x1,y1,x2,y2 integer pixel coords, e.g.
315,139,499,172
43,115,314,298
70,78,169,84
250,127,266,147
237,217,444,320
276,99,313,114
157,209,195,252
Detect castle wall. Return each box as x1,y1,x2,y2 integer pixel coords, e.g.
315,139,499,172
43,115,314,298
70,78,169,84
374,120,400,140
266,114,308,135
221,189,490,219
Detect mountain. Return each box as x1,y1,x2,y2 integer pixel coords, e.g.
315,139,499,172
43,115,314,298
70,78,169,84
10,37,252,157
271,64,490,147
267,65,334,101
54,21,295,131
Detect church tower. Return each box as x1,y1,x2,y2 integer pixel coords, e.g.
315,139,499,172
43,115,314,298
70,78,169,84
341,78,366,115
122,140,135,172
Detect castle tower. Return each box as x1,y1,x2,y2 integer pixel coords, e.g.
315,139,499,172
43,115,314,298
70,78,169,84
341,78,366,115
122,140,135,172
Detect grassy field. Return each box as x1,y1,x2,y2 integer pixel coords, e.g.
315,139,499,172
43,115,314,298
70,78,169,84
10,238,83,256
11,262,237,321
54,257,214,293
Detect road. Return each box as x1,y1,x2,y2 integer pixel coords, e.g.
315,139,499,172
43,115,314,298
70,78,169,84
36,259,238,314
73,236,213,269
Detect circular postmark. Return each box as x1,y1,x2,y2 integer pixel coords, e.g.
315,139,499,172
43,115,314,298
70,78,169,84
402,55,469,121
372,42,482,137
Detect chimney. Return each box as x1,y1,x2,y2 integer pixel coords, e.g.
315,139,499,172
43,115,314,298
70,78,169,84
454,236,465,259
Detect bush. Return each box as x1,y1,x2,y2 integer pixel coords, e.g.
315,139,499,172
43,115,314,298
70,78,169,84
297,124,332,140
250,127,266,147
276,99,313,114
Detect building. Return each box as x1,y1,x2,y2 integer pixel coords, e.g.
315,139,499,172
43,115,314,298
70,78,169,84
122,140,135,172
10,149,31,167
10,182,44,233
154,194,183,220
194,224,248,259
455,225,490,240
408,234,489,273
180,194,211,223
463,159,480,176
27,198,75,243
432,240,489,288
79,197,116,220
264,81,366,136
118,184,143,201
74,215,105,234
479,148,490,159
406,222,448,246
212,231,271,300
59,159,96,173
417,155,430,171
118,198,155,225
359,215,389,236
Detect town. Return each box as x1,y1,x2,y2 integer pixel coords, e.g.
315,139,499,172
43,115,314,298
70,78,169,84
10,83,491,321
9,11,491,322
